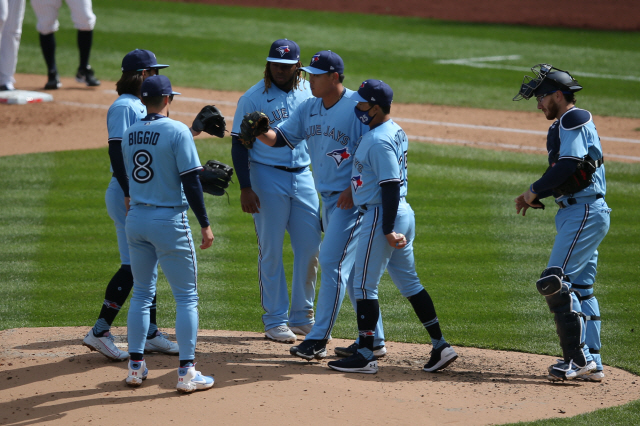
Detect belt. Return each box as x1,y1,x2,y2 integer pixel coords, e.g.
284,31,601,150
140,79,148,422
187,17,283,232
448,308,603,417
273,165,306,173
557,194,603,209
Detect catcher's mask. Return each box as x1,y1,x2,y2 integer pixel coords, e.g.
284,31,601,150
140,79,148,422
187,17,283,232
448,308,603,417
513,64,582,101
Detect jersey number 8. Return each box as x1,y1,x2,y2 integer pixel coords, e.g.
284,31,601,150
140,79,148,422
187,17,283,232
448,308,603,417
133,150,154,184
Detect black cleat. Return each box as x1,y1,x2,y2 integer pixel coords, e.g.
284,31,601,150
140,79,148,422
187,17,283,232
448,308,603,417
76,65,101,86
290,339,327,360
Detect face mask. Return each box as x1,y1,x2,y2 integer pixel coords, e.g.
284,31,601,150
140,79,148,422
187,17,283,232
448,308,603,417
354,105,374,125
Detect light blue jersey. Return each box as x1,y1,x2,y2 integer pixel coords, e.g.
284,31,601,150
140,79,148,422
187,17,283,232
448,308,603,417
351,120,408,208
107,94,146,173
556,108,606,202
276,89,369,195
122,114,202,207
232,80,312,168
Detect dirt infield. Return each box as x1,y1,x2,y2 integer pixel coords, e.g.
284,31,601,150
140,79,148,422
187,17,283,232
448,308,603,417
1,75,640,425
173,0,640,31
1,327,640,426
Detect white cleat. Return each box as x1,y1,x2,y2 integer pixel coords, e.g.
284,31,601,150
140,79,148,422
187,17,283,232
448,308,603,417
176,364,215,393
144,330,179,355
83,330,128,361
125,359,148,387
265,325,297,343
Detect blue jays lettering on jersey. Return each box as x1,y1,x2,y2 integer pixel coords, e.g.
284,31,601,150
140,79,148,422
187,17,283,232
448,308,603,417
107,94,146,172
546,107,606,200
122,114,202,207
351,120,408,208
276,88,369,194
231,80,312,168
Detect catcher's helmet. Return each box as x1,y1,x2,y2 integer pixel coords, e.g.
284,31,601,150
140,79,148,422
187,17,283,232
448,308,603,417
513,64,582,101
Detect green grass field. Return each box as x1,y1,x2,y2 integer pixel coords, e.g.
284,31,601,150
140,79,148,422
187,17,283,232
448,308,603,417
4,0,640,424
15,0,640,117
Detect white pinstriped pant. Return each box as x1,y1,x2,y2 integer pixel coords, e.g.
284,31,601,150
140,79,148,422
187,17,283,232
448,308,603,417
30,0,95,34
0,0,25,87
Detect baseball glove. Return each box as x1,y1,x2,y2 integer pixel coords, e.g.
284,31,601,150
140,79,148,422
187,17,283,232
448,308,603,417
198,159,234,197
238,111,270,149
192,105,226,138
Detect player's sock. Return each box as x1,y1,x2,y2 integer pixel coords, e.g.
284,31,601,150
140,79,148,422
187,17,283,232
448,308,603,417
39,33,57,74
408,289,443,340
77,30,92,70
431,337,447,350
130,353,144,361
147,294,158,338
94,265,134,334
356,299,379,352
180,359,195,367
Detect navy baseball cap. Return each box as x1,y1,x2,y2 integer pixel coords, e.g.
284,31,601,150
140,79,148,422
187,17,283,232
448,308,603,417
122,49,169,72
266,39,301,64
141,75,181,98
301,50,344,75
349,79,394,107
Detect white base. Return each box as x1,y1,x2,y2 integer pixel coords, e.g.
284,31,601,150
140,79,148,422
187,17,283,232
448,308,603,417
0,90,54,105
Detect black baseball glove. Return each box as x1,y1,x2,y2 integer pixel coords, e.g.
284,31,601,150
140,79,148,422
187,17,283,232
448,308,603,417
238,111,270,149
192,105,226,138
198,159,234,197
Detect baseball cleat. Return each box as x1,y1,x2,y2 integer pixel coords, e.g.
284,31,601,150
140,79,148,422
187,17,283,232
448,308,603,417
83,330,128,361
547,360,597,381
44,72,61,90
577,370,605,382
334,341,387,358
125,359,148,387
288,323,314,336
76,65,101,87
144,330,179,355
265,325,297,343
176,364,215,393
290,339,327,360
328,352,378,374
423,343,458,372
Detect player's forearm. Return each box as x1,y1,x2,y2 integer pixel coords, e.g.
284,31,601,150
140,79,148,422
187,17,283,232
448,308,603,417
181,171,210,228
108,140,130,197
380,181,401,235
532,158,578,195
231,136,252,189
256,129,279,147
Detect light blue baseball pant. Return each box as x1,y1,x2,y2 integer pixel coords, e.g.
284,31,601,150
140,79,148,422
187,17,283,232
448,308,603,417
126,205,199,360
353,200,424,300
306,192,385,346
548,198,611,370
250,163,321,331
105,177,130,265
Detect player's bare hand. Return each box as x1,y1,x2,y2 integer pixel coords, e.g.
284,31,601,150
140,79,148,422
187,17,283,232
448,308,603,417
515,193,531,216
190,127,202,137
386,232,407,249
240,187,260,213
124,197,130,216
200,226,214,249
337,187,354,210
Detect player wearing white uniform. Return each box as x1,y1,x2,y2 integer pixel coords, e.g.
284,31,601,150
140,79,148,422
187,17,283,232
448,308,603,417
120,75,215,393
327,80,458,374
30,0,100,89
0,0,25,91
231,39,321,343
251,51,386,361
82,49,178,361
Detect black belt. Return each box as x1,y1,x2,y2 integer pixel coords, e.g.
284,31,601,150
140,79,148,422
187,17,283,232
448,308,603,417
273,165,305,173
557,194,603,209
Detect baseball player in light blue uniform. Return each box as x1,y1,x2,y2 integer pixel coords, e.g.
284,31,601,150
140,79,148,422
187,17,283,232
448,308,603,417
231,39,321,343
514,64,610,382
83,49,178,361
328,80,458,374
120,75,214,393
250,51,386,361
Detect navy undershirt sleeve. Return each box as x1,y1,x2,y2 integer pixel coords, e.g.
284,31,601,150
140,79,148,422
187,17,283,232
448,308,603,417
231,136,252,189
380,181,401,235
532,158,579,195
273,129,287,148
108,140,129,197
181,171,210,228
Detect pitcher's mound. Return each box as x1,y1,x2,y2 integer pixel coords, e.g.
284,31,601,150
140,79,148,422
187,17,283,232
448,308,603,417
1,327,638,425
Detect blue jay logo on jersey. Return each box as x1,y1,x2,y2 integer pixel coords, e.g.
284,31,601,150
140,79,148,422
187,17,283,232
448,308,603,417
327,147,351,168
351,175,363,193
276,46,291,57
